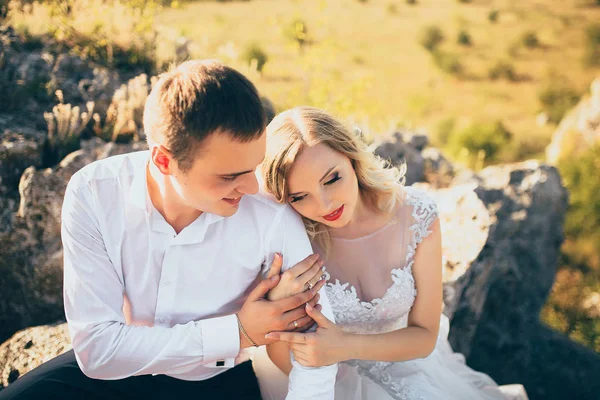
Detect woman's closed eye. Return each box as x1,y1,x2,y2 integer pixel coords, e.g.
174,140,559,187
221,176,238,182
324,172,341,185
290,194,307,203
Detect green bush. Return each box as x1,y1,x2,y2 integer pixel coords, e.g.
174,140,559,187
542,144,600,352
558,145,600,239
488,10,499,23
8,0,160,72
583,24,600,67
457,29,471,46
419,25,444,52
432,50,462,76
521,31,539,49
447,120,512,162
241,42,268,72
0,0,8,18
538,83,580,124
434,117,455,146
283,18,309,49
488,60,518,81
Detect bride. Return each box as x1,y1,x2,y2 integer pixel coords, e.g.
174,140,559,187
253,106,528,400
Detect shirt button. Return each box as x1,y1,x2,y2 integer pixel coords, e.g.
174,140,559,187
157,318,165,324
164,280,171,286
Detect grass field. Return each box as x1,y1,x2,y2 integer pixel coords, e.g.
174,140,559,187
158,0,600,158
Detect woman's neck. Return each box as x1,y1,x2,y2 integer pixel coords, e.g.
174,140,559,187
328,192,393,240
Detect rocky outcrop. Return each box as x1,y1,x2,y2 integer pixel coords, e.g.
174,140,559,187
421,161,600,400
0,25,127,124
374,131,455,188
0,138,147,343
546,77,600,164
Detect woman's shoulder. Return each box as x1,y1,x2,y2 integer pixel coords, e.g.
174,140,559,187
399,185,437,211
398,186,439,227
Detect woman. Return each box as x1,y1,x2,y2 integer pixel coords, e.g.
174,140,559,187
253,107,528,400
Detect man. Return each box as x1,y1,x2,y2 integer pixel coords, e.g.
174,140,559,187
0,60,337,399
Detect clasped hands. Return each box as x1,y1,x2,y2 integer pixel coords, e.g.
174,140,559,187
237,253,348,367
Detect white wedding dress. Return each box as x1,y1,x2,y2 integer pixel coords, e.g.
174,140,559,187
253,186,528,400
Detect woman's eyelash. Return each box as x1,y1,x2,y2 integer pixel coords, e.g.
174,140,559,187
324,173,341,185
290,195,306,203
222,176,238,182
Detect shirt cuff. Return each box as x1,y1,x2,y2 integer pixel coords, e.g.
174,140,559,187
200,314,240,368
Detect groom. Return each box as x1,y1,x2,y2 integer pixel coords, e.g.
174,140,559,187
0,60,337,399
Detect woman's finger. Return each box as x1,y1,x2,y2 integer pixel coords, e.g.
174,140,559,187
285,254,320,279
297,258,324,288
266,252,283,279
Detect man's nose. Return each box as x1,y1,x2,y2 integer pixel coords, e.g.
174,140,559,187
237,173,259,195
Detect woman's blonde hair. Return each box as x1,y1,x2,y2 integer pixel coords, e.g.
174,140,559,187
261,106,406,253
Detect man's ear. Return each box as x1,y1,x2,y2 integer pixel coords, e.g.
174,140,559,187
151,145,174,175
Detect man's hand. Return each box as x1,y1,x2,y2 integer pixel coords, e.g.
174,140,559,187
236,274,326,349
266,253,326,301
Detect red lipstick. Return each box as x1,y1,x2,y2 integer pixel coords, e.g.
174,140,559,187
322,205,344,222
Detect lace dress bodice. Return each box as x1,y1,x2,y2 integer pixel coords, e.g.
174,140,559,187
315,187,440,399
319,186,438,336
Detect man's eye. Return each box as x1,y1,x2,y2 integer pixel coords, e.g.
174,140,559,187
290,195,306,203
324,173,341,185
222,176,238,182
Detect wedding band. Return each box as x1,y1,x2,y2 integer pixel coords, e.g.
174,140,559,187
293,320,299,328
306,281,314,290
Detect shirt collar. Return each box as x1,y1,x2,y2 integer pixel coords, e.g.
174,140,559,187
129,157,151,214
128,154,229,244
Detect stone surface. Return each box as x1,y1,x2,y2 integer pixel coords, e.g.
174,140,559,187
423,161,600,400
0,323,71,389
374,130,454,188
0,138,147,343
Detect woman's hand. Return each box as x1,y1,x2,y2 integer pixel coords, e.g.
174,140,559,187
266,253,328,301
265,303,350,367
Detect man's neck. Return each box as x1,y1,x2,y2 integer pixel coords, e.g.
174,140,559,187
146,162,203,234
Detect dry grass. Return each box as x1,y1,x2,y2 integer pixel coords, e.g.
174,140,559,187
158,0,600,145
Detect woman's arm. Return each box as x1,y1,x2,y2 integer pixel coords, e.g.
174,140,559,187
266,219,443,366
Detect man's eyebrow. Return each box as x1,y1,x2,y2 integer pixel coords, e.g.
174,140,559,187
288,166,337,196
217,170,254,177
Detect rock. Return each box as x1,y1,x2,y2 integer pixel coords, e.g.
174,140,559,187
0,130,44,227
0,139,147,343
419,161,600,400
0,323,71,389
546,76,600,164
422,147,455,188
374,130,454,187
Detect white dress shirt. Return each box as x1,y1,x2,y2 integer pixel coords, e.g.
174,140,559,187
61,150,337,399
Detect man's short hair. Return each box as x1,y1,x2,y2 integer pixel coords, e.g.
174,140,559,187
143,60,267,171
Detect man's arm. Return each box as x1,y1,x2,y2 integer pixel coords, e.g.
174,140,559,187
266,205,337,400
62,174,240,379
